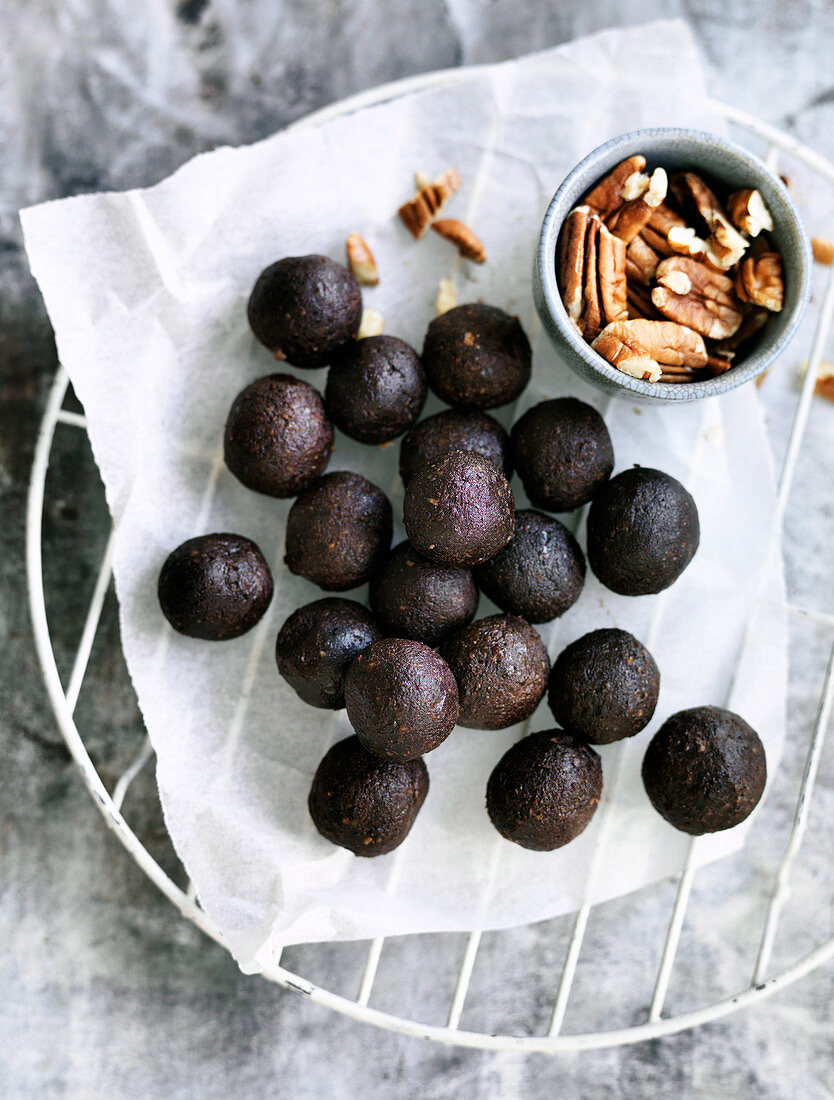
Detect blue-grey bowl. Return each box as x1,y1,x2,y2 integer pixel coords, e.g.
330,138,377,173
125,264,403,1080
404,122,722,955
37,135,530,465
533,128,812,403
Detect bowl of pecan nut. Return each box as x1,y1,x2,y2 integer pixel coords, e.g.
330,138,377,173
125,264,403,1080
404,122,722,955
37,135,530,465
534,128,811,402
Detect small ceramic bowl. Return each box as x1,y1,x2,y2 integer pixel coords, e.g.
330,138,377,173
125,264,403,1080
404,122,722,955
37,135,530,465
533,128,812,403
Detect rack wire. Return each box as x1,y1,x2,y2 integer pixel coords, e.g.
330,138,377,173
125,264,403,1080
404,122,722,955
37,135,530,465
26,81,834,1050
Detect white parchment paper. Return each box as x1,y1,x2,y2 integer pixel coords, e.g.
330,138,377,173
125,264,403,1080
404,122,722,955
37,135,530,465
22,20,787,972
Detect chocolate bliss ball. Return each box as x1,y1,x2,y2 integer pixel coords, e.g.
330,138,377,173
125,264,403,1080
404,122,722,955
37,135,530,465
548,628,660,744
586,467,700,596
510,397,614,512
369,541,478,646
422,304,531,410
399,409,512,487
642,706,767,835
158,533,273,640
308,735,429,856
275,598,381,709
403,449,515,567
344,638,459,762
247,255,362,367
224,373,333,498
284,471,392,591
325,335,426,444
486,729,603,851
474,509,585,623
439,614,549,730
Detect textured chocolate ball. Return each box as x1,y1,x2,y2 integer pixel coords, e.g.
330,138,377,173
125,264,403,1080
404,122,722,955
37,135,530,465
369,541,478,646
308,735,429,856
247,255,362,367
511,397,614,512
275,598,382,709
285,471,392,591
325,335,426,444
422,303,532,410
486,729,603,851
548,628,660,744
587,467,700,596
402,449,515,567
642,706,767,835
439,614,549,730
344,638,459,762
158,533,273,640
399,409,512,487
224,373,334,498
474,510,585,623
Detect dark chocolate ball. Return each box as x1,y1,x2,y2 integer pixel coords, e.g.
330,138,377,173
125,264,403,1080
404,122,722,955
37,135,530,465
285,471,392,591
308,735,429,856
344,638,459,762
369,541,478,646
586,467,700,596
422,303,531,410
402,449,515,567
275,598,381,709
548,628,660,744
158,533,273,640
224,373,334,498
247,255,362,367
399,409,512,487
439,614,549,730
474,509,585,623
486,729,603,850
325,335,426,444
642,706,767,835
511,397,614,512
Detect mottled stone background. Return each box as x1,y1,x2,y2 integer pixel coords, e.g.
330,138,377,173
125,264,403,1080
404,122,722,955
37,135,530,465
3,3,834,1097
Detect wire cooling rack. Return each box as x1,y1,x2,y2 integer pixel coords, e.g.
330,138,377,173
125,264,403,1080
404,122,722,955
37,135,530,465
26,75,834,1050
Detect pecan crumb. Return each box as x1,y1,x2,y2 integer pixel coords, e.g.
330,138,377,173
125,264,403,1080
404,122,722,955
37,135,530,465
357,308,384,338
435,277,457,315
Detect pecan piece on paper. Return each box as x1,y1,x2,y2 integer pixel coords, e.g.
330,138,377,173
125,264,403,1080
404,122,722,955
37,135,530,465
592,318,707,382
357,307,385,338
398,168,460,238
735,249,784,311
346,233,379,286
557,206,590,323
583,155,647,218
606,168,668,245
812,236,834,265
670,171,748,271
651,255,743,340
432,218,486,263
727,189,773,237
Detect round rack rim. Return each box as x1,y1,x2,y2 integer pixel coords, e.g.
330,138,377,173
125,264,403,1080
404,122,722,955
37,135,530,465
25,71,834,1052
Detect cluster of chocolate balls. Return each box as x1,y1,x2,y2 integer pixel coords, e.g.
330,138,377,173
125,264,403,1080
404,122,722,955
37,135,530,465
158,252,766,859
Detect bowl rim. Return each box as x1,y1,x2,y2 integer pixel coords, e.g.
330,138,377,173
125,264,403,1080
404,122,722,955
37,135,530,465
536,126,812,402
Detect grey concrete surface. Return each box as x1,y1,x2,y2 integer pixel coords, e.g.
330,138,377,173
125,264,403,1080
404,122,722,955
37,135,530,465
3,2,834,1097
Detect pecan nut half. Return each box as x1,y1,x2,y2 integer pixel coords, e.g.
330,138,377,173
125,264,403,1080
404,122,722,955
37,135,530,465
651,255,743,340
597,222,628,327
670,172,748,271
592,318,708,382
606,168,668,245
583,155,647,218
626,235,660,284
557,206,590,322
346,233,379,286
734,250,784,311
728,189,773,237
